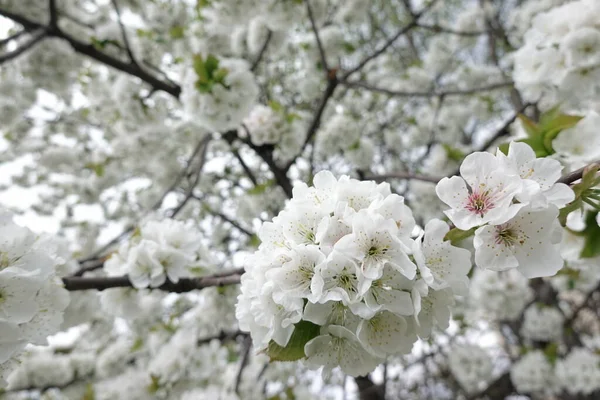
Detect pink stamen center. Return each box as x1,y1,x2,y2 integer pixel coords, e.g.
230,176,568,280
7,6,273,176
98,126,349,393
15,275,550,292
465,191,494,216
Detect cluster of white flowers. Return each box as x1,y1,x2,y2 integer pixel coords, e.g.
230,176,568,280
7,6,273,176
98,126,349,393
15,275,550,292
105,218,211,288
0,211,70,384
553,111,600,167
242,105,306,165
469,269,533,321
316,113,375,169
236,171,472,377
510,350,557,395
437,142,573,279
520,304,564,342
448,344,493,393
512,0,600,109
181,57,259,132
556,347,600,395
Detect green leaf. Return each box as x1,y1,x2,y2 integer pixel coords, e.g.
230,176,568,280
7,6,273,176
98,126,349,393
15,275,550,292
558,198,582,226
518,114,540,137
541,114,583,153
148,375,161,394
442,144,465,163
248,234,261,248
247,180,275,195
204,54,220,76
268,100,283,113
443,227,476,245
82,383,95,400
169,25,185,39
497,142,509,156
265,320,321,362
580,211,600,259
520,136,549,157
212,67,229,84
192,54,209,83
543,342,559,365
130,337,144,352
343,41,356,53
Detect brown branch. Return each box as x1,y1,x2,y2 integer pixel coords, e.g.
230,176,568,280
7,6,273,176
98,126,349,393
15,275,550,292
477,102,533,152
341,80,514,98
74,137,211,272
111,0,137,65
197,330,248,346
250,30,272,72
285,75,339,171
416,23,486,36
305,0,329,75
364,172,442,184
237,126,294,198
235,335,253,394
63,268,244,292
0,8,181,97
232,148,259,187
169,137,212,217
0,29,27,47
341,0,439,80
558,162,600,185
0,29,47,64
48,0,58,27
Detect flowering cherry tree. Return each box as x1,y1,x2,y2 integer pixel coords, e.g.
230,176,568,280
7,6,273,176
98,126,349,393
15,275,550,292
1,0,600,399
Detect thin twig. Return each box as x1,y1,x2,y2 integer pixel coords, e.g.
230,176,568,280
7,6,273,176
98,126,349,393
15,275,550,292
341,0,439,80
341,80,514,98
0,8,181,97
305,0,329,75
0,29,46,64
0,29,27,47
364,172,442,184
250,30,272,72
235,335,253,394
111,0,137,64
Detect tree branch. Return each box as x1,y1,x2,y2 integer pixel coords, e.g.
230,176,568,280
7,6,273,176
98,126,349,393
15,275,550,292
558,162,600,185
364,172,442,184
285,75,339,171
305,0,329,75
111,0,137,65
341,0,439,80
250,30,272,72
340,80,514,98
48,0,58,27
0,29,27,47
0,29,46,65
62,268,244,292
0,8,181,97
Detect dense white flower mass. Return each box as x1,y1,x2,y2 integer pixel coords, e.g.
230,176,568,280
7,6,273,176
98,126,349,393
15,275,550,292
104,218,211,288
181,56,259,132
0,211,70,383
520,304,564,342
469,269,534,321
3,0,600,398
510,350,557,394
237,171,471,376
556,348,600,395
512,0,600,109
448,344,493,393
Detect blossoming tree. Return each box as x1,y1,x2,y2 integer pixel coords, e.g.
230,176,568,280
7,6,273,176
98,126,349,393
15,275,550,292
1,0,600,399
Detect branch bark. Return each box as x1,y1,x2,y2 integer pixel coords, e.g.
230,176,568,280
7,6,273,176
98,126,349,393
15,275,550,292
0,29,46,64
0,8,181,97
63,268,244,292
